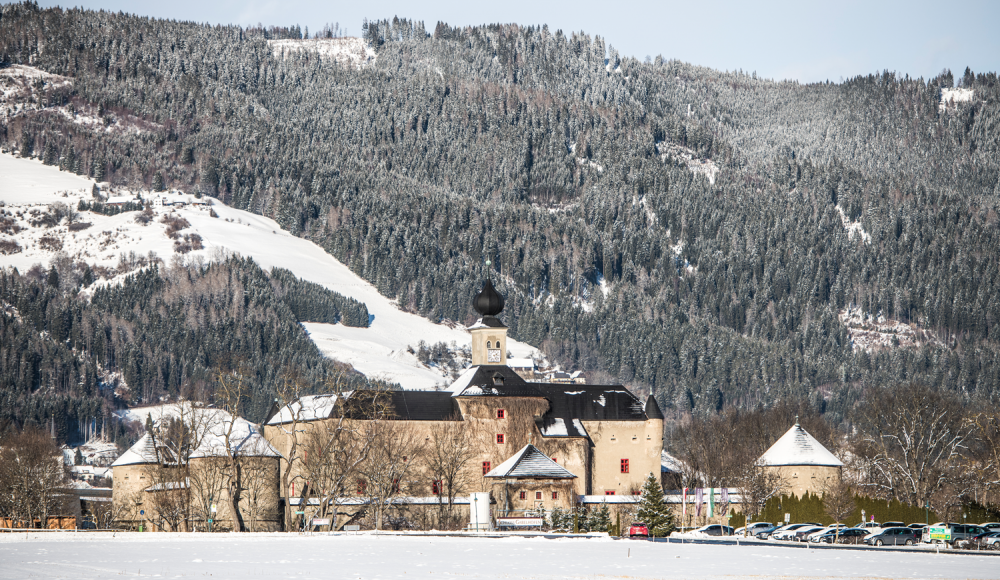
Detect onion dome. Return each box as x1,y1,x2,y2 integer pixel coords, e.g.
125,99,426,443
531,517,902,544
472,279,505,317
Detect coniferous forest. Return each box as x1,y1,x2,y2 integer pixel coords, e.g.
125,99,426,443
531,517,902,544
0,256,371,437
0,3,999,435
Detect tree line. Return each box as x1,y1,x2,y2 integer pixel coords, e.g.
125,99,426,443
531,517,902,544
0,4,998,424
0,253,376,443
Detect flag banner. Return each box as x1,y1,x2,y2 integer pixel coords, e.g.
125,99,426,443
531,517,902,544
720,488,730,515
708,487,715,518
695,487,704,516
682,487,687,517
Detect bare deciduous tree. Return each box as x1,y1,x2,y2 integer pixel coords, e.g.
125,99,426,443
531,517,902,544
0,428,66,528
426,415,479,527
853,384,970,507
358,419,426,530
820,477,855,542
734,463,787,535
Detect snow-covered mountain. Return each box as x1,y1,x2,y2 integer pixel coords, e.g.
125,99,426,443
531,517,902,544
0,153,540,390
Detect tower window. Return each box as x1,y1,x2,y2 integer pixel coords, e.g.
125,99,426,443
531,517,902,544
496,409,505,419
620,459,629,473
605,491,616,496
496,434,504,444
486,341,491,348
519,490,526,500
535,491,542,500
482,461,491,475
552,491,558,500
432,480,441,495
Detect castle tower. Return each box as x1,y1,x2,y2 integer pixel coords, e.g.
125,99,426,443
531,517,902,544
470,279,508,366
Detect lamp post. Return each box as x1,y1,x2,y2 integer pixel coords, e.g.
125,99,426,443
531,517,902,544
473,495,479,532
208,496,213,533
925,501,929,526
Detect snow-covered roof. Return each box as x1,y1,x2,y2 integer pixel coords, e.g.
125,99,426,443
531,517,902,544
446,366,480,395
111,433,157,467
288,496,478,506
485,444,576,479
111,403,279,466
507,358,535,369
758,423,843,467
266,393,345,425
104,195,139,204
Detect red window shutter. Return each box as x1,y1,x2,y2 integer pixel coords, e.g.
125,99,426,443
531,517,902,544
356,480,366,495
552,457,557,463
621,459,629,473
482,461,491,475
605,491,616,496
432,480,441,495
535,491,542,500
497,409,505,419
519,490,526,500
496,434,504,444
552,491,558,500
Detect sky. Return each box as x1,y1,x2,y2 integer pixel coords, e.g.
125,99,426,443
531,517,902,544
35,0,1000,84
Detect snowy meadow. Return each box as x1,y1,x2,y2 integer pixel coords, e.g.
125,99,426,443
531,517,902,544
0,532,997,580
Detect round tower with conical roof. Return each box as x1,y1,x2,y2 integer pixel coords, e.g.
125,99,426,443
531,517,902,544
470,279,508,366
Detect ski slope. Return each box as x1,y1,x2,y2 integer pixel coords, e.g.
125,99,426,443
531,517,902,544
0,153,540,389
0,532,995,580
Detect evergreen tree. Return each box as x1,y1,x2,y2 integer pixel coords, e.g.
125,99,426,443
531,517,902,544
589,503,611,532
635,473,675,537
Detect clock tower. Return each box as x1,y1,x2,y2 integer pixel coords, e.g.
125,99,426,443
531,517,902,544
470,279,508,366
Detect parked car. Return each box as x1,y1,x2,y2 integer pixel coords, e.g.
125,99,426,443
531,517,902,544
957,531,1000,550
865,526,920,546
735,522,775,537
693,524,734,536
923,523,987,545
789,526,825,542
985,532,1000,550
979,522,1000,531
771,523,822,541
854,521,882,530
805,524,847,541
906,523,927,541
810,528,870,544
628,522,649,538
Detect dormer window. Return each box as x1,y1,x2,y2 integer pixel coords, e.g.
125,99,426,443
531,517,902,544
492,373,504,386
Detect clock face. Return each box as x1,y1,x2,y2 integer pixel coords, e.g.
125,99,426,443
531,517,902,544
487,349,502,363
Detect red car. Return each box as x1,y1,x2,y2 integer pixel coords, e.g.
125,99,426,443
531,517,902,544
629,522,649,537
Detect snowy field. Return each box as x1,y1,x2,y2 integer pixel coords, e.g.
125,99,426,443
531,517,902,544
0,153,540,389
0,532,996,580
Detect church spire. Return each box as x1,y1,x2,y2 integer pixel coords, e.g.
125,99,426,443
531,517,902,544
472,278,505,318
470,279,508,366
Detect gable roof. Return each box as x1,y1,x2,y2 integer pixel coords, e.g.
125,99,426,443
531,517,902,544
758,423,844,467
266,393,344,425
484,444,577,479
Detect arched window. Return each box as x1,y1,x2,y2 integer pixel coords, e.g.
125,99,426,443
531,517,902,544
486,340,492,348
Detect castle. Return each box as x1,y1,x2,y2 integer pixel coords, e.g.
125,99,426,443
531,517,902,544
112,279,664,531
